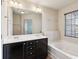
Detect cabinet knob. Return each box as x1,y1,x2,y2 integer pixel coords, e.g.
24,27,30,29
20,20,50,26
36,41,39,43
30,52,32,54
30,42,32,44
30,48,32,49
24,43,26,45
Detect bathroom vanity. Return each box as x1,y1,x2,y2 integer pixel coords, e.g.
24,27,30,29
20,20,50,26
3,38,48,59
2,2,48,59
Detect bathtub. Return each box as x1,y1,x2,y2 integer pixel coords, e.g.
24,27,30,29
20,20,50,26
48,40,78,59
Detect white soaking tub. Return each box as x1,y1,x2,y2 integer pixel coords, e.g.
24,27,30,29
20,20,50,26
48,40,78,59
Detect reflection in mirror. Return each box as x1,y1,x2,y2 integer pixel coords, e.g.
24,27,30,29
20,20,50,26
13,8,42,35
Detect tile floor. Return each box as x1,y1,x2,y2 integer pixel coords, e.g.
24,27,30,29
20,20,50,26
46,54,52,59
46,56,52,59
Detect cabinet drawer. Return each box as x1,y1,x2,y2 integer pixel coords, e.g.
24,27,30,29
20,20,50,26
25,40,40,44
26,50,35,56
25,41,35,46
24,40,40,48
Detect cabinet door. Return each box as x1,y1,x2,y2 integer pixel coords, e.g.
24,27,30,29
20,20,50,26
24,38,48,59
37,38,48,59
24,41,36,59
3,43,23,59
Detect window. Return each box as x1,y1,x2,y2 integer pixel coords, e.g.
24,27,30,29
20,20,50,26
65,10,78,38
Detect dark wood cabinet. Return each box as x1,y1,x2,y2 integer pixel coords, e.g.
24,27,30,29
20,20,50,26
3,38,48,59
3,43,23,59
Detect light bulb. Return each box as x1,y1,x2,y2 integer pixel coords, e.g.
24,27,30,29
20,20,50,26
37,8,42,13
19,3,22,7
10,0,14,6
18,3,23,8
14,2,18,6
32,6,37,11
21,11,24,14
32,5,42,13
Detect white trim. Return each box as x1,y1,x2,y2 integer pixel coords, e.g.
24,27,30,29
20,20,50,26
48,50,59,59
49,45,77,59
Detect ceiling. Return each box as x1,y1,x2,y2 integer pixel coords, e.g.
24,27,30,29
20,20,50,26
21,0,77,9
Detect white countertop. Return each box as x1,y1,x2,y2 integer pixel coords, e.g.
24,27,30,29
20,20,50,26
3,34,47,44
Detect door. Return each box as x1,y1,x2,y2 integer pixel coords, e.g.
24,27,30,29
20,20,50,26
24,19,32,34
3,43,23,59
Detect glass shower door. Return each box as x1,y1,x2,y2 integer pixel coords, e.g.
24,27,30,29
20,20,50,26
25,19,32,34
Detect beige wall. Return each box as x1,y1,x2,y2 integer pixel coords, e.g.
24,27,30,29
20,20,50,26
1,0,8,38
13,14,21,35
42,7,58,33
58,2,78,43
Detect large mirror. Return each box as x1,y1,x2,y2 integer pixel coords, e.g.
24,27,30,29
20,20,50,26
13,8,42,35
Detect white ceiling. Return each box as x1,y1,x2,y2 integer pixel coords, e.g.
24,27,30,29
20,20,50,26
22,0,77,9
